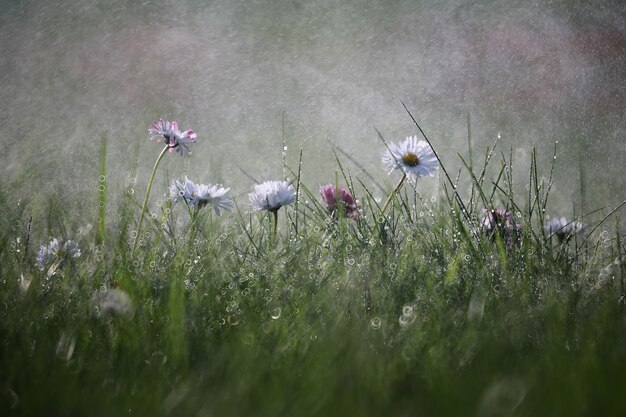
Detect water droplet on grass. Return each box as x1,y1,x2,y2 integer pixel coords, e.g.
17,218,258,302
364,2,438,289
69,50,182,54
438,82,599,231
370,317,382,329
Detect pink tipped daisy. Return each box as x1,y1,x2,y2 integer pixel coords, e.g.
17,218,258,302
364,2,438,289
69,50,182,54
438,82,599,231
149,117,197,156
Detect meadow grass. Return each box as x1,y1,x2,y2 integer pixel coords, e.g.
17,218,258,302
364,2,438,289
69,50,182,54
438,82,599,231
1,128,625,417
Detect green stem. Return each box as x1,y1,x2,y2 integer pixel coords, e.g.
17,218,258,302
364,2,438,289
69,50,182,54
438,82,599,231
270,209,279,249
133,145,169,253
381,173,407,215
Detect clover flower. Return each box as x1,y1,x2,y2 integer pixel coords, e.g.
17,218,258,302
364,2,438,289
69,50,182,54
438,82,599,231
149,117,197,156
320,184,359,220
382,135,439,180
249,180,296,212
170,176,234,215
544,217,583,242
36,238,81,270
480,208,522,247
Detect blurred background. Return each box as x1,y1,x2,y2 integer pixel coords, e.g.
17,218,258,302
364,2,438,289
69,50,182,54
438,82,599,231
1,0,624,221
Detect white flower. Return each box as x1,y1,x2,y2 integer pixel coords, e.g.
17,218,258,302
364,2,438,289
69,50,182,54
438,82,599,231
195,183,234,215
170,176,234,215
382,136,439,179
149,117,197,156
170,176,196,205
248,180,296,212
36,238,81,270
544,217,583,241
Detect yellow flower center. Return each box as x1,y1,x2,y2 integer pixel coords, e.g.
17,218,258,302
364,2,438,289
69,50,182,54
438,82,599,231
401,152,419,167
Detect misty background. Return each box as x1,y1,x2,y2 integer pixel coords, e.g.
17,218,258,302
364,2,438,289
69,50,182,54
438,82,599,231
1,0,624,222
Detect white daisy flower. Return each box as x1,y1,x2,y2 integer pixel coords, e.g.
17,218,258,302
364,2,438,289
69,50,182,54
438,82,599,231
195,183,234,215
544,217,583,241
248,180,296,212
170,176,234,215
36,238,81,270
382,135,439,179
170,176,197,205
149,117,197,156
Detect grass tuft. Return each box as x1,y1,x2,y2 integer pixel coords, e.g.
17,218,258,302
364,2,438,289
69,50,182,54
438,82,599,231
1,126,625,417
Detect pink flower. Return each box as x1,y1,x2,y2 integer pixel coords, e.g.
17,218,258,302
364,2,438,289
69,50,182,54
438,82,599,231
149,117,197,156
480,208,522,247
320,184,359,220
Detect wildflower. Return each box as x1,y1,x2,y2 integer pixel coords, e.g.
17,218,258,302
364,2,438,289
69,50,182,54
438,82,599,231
99,288,133,317
249,180,296,212
544,217,583,242
382,135,439,180
170,176,196,204
149,117,197,156
319,184,359,219
36,238,81,270
170,176,234,215
480,208,522,247
136,118,197,252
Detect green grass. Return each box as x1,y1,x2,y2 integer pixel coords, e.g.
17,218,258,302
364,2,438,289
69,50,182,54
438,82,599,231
1,134,625,417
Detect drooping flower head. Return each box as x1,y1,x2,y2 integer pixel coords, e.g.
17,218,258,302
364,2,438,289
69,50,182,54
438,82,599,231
382,136,439,180
320,184,359,220
480,208,522,247
544,217,583,242
149,117,197,156
170,176,234,215
482,208,513,233
36,238,81,270
249,180,296,212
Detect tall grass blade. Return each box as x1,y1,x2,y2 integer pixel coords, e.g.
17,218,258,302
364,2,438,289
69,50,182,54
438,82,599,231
97,134,107,245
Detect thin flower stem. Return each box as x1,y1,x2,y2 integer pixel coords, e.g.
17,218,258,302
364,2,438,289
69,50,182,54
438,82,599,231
401,101,472,225
133,145,169,253
271,210,279,248
47,257,63,279
381,173,406,215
